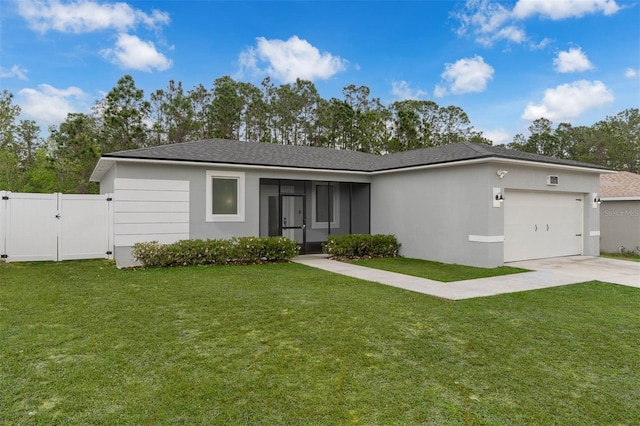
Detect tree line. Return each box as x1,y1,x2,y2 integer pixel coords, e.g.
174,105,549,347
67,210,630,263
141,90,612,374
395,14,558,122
508,112,639,173
1,74,638,194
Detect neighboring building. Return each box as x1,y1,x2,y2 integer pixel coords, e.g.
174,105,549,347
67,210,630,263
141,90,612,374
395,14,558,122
90,139,609,268
599,171,640,254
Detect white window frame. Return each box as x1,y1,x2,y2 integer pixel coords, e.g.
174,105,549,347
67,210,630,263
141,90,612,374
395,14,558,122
206,170,245,222
311,182,340,229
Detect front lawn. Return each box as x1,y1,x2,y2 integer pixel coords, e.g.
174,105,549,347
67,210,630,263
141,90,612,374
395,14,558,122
1,260,638,424
350,256,528,281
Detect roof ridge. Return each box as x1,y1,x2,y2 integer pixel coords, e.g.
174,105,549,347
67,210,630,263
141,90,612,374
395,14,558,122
108,139,205,155
236,138,381,157
462,141,496,156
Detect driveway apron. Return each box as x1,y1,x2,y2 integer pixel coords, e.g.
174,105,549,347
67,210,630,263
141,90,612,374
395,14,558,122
506,256,640,288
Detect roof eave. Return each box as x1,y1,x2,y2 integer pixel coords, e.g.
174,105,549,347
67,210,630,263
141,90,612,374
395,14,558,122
89,158,116,182
91,152,613,182
486,156,615,174
91,155,373,177
370,155,614,175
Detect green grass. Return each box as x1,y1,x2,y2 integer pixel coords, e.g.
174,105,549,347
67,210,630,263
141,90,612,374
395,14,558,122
1,260,639,425
601,251,640,262
350,256,528,282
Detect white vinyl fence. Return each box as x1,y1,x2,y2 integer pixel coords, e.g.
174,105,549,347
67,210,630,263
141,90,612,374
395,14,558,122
0,191,113,262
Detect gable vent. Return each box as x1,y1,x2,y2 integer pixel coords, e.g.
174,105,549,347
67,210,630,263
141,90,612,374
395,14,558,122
546,175,559,186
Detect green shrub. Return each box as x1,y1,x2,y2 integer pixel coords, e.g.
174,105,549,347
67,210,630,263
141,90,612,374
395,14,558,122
322,234,400,259
132,236,300,268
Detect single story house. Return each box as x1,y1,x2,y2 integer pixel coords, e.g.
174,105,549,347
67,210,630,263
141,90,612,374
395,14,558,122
599,171,640,254
90,139,610,268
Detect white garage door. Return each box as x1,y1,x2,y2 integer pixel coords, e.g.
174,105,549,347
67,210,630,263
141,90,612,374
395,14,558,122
504,191,583,262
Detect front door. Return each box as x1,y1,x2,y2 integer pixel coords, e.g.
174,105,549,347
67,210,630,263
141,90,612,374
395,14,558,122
280,194,306,254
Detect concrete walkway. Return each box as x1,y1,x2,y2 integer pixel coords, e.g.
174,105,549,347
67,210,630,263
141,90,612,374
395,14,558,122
292,254,640,300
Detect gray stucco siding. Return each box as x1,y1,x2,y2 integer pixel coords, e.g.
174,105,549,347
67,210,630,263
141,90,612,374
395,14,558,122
371,163,494,267
600,200,640,253
114,246,136,268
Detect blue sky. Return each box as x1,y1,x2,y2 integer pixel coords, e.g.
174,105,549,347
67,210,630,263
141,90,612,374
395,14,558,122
1,0,638,144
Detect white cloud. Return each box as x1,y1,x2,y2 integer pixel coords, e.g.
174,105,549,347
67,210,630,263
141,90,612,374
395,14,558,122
17,0,169,34
456,0,512,35
101,33,172,72
522,80,614,121
237,49,258,74
476,25,526,47
495,26,526,43
18,84,87,126
553,47,594,73
435,55,494,97
0,65,28,80
433,85,448,98
456,0,620,48
390,81,427,100
238,36,347,83
455,0,528,47
513,0,620,19
625,68,638,78
483,128,512,145
17,1,172,73
529,37,552,50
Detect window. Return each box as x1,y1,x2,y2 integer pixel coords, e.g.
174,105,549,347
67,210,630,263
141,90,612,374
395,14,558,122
312,182,339,228
212,178,237,215
316,184,333,222
206,171,245,222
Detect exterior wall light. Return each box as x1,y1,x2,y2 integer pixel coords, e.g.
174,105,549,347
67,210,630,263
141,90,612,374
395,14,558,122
497,170,508,179
592,193,601,208
493,187,504,208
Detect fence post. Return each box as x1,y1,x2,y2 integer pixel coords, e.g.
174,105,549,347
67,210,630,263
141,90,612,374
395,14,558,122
55,192,62,262
0,191,8,261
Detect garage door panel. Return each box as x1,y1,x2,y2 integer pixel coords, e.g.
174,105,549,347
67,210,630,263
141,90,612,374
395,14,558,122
504,191,583,262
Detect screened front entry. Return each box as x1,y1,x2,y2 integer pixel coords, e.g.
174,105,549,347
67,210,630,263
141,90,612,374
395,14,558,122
259,179,370,254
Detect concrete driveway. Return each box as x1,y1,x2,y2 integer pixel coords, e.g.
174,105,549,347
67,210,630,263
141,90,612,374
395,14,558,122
294,254,639,300
507,256,640,288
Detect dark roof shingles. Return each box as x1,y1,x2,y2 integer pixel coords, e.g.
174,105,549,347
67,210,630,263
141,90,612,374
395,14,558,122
107,139,379,171
103,139,610,172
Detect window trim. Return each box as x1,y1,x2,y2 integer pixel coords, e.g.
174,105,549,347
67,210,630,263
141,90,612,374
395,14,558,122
311,182,339,229
206,170,245,222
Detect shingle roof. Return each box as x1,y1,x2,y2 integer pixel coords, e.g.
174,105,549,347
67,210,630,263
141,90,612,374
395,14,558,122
103,139,379,172
600,171,640,197
101,138,611,173
371,142,609,171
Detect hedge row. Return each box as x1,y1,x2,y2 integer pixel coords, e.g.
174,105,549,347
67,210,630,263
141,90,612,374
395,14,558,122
132,236,300,268
322,234,400,259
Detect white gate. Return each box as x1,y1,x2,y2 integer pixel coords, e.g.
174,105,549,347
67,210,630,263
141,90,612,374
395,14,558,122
0,191,113,262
